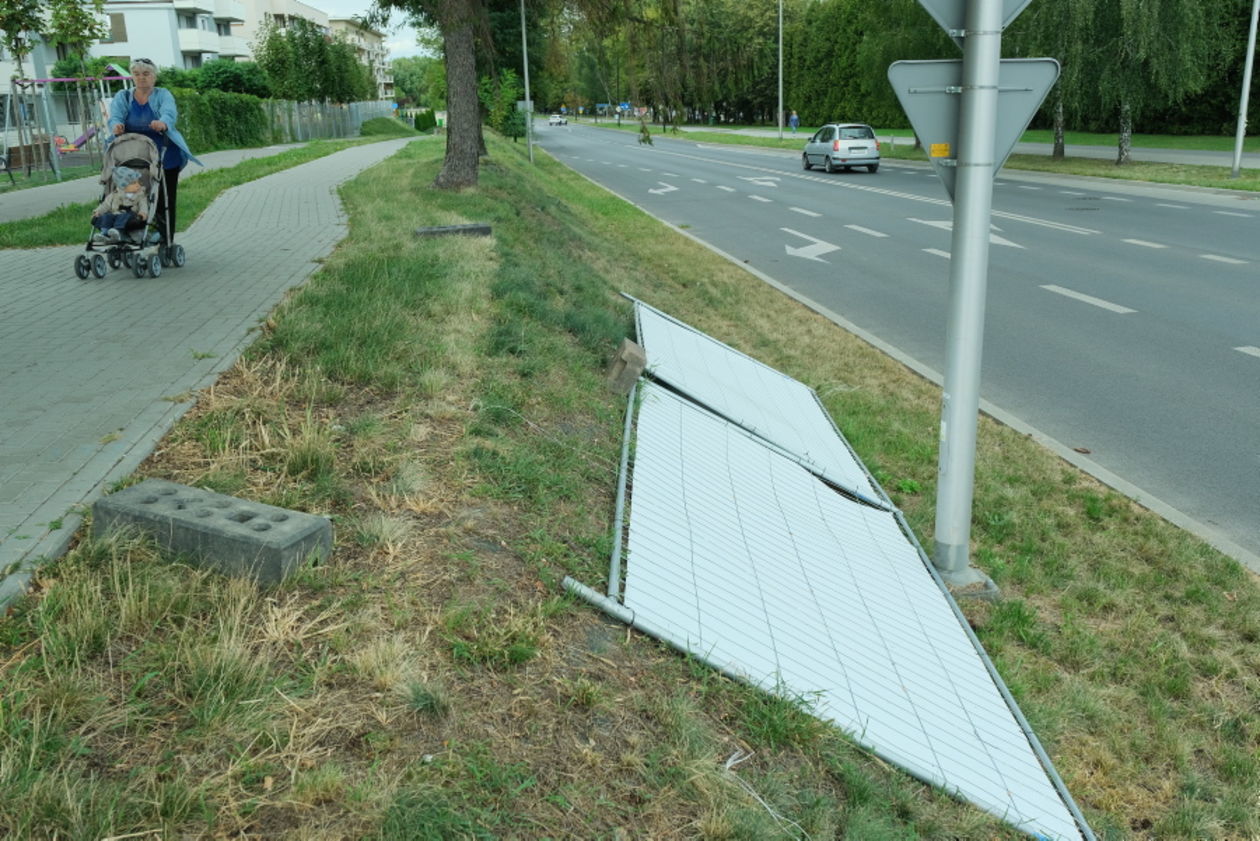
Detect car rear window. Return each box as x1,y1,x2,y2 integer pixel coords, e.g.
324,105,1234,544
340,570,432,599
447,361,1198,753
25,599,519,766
839,127,874,139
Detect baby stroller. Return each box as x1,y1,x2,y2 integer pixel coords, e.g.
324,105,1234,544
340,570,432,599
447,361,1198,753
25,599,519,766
73,132,186,279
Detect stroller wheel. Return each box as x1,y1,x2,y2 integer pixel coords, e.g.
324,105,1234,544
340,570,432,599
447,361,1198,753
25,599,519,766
171,244,186,267
132,256,147,278
122,251,134,268
108,251,122,270
91,254,108,279
75,254,91,279
148,254,163,278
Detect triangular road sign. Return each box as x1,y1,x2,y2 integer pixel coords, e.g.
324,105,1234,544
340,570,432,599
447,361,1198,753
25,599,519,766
916,0,1035,49
887,58,1060,202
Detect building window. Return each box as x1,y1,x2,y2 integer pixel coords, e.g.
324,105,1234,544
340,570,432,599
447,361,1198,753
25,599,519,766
101,13,127,44
179,14,197,29
217,22,231,36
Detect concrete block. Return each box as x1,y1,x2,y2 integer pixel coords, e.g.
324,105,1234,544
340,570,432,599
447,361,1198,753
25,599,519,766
606,339,647,394
414,223,491,238
92,478,332,585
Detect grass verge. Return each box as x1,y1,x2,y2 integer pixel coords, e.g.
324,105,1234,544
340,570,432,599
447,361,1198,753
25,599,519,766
1,134,1257,840
0,136,404,250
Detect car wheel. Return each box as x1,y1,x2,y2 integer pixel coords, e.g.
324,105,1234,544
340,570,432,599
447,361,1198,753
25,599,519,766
802,153,812,171
868,163,879,173
824,156,836,174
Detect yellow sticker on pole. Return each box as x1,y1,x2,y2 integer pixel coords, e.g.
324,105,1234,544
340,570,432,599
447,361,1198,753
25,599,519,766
930,142,951,158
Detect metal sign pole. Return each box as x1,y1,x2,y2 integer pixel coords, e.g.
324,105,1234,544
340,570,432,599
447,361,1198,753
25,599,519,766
777,0,784,141
932,0,1001,582
1232,0,1259,179
520,0,534,164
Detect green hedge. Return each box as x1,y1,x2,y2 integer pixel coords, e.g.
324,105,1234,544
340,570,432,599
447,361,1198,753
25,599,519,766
170,87,269,153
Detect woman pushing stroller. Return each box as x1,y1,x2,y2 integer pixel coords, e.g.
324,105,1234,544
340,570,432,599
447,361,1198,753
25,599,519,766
107,57,201,246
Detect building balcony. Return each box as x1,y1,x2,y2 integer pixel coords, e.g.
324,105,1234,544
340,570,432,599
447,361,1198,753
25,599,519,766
216,34,249,58
178,27,221,54
174,0,216,15
214,0,245,22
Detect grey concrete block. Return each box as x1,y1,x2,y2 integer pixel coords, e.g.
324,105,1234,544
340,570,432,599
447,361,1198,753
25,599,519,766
92,478,332,584
606,338,647,394
414,223,491,238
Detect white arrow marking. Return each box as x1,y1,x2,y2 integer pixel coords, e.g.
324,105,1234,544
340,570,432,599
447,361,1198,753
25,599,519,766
648,182,678,195
739,175,781,188
907,218,1023,248
781,227,841,263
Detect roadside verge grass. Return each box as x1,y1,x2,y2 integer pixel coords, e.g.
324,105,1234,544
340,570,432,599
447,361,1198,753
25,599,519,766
1,133,1257,840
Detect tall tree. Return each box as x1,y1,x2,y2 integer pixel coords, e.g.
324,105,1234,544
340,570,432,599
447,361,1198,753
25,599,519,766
1007,0,1095,159
372,0,487,188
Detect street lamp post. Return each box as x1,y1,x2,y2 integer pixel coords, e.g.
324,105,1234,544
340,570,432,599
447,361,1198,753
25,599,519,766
777,0,784,140
520,0,534,164
1232,0,1259,179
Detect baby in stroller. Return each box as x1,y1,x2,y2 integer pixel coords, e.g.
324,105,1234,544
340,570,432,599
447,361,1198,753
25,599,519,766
91,165,150,243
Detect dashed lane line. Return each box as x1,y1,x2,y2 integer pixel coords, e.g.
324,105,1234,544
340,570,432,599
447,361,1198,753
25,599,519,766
924,248,951,259
691,178,707,183
1122,239,1168,249
1237,346,1260,359
1157,203,1189,209
1101,196,1132,202
1041,285,1137,314
846,224,889,238
749,195,772,203
790,207,821,217
716,185,736,192
1213,210,1253,218
1201,254,1249,265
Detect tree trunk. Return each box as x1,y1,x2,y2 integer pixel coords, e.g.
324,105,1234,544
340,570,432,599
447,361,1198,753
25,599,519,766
1116,101,1132,165
1052,95,1065,160
434,0,479,190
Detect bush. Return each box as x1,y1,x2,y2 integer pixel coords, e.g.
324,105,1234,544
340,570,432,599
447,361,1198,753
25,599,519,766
414,110,437,133
170,87,269,153
359,116,417,137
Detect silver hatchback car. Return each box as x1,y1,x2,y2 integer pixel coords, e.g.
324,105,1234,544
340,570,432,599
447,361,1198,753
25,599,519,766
802,123,880,173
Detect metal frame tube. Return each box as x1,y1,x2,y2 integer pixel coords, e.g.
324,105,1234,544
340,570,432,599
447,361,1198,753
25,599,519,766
606,381,638,598
520,0,534,164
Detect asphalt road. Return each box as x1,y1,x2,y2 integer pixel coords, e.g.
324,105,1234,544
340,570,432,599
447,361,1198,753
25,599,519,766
534,121,1260,572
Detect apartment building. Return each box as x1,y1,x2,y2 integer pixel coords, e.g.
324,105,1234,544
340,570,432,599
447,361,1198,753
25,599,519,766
329,17,394,101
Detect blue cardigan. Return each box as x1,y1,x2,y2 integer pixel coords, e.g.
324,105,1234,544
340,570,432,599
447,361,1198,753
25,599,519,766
107,86,203,169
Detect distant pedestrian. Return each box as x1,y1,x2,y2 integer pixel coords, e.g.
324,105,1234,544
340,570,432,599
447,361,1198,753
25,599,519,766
789,111,800,134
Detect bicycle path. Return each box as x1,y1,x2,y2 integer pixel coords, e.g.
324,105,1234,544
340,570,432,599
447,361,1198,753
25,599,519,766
0,143,308,224
0,136,418,609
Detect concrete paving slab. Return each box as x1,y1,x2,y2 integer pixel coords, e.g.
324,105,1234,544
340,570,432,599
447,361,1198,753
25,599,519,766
0,137,418,609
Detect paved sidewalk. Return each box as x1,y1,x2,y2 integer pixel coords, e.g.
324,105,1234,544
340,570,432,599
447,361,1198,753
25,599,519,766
0,143,308,224
0,137,417,608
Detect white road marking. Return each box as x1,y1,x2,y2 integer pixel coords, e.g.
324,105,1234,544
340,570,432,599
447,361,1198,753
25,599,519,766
1156,203,1189,209
638,167,651,172
1018,185,1042,190
1213,210,1253,218
1061,190,1087,196
924,248,951,259
994,181,1006,186
789,207,821,217
1237,346,1260,358
908,217,1023,248
739,175,781,188
662,171,680,177
781,228,841,262
716,185,736,192
1101,196,1132,202
616,164,627,168
1041,285,1136,314
846,224,889,238
749,195,771,203
1122,238,1168,249
691,178,707,183
648,182,678,195
1201,254,1249,265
